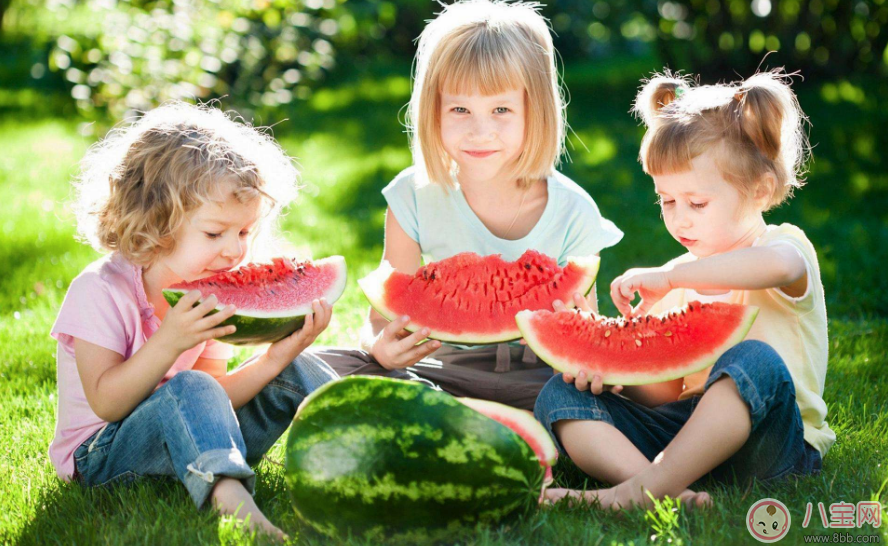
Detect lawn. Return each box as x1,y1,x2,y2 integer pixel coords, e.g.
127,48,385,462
1,47,887,544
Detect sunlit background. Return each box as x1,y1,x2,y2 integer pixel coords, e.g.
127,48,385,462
1,1,886,544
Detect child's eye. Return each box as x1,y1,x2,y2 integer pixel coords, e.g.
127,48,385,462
690,202,708,209
452,107,468,114
659,199,675,207
494,107,510,114
205,232,221,239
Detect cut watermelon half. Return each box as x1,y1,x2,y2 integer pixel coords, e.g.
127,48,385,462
516,302,759,385
457,397,557,486
359,250,600,344
162,256,347,346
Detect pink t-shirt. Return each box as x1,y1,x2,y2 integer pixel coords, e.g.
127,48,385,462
49,253,234,480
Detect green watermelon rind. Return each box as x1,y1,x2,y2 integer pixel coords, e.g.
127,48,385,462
515,305,759,385
286,376,543,541
161,256,347,346
456,397,558,468
358,255,600,345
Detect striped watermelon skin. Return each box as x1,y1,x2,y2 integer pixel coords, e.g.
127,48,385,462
284,376,543,540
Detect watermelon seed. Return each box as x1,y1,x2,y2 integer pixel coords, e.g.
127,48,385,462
604,330,611,338
664,331,672,337
524,263,531,270
553,281,558,288
635,339,642,347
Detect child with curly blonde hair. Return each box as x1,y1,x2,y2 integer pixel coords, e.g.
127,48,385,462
51,102,336,539
535,70,833,509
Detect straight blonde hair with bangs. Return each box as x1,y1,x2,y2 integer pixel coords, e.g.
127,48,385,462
408,0,565,188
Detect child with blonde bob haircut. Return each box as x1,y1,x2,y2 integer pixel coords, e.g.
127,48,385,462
535,69,834,509
318,0,622,409
52,102,337,539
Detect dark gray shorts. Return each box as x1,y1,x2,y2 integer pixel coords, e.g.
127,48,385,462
312,344,554,410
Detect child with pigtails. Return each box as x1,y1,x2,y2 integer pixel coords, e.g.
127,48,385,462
535,70,833,509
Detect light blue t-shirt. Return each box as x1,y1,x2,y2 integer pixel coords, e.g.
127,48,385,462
383,166,623,266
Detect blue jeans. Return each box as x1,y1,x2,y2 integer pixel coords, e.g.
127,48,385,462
534,340,823,483
72,351,338,508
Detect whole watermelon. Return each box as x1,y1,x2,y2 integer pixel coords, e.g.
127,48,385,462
284,376,544,541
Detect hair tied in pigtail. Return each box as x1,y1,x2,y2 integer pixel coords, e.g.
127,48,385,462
674,86,687,99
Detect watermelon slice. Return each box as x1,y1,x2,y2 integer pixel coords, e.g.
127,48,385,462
516,302,759,385
359,250,600,344
162,256,346,346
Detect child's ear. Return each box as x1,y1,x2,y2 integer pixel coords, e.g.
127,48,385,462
753,172,777,210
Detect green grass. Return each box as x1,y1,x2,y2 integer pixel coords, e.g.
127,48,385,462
1,52,887,544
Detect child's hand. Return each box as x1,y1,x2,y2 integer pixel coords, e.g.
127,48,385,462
155,291,238,355
610,267,672,317
552,292,594,313
370,315,441,370
563,371,624,396
266,298,333,368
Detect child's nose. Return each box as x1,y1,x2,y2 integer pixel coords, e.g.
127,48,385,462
469,117,495,141
221,236,243,259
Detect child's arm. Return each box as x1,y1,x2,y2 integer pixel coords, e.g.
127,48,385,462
75,291,238,422
611,245,807,317
359,208,441,369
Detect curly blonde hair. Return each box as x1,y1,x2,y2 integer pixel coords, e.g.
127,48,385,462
74,101,299,266
632,68,811,211
408,0,565,189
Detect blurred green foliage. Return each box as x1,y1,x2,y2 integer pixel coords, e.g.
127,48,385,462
2,0,886,118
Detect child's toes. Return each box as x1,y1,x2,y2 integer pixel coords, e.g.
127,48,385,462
691,491,712,509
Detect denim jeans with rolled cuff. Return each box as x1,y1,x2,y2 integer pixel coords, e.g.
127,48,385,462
72,351,338,508
533,340,823,484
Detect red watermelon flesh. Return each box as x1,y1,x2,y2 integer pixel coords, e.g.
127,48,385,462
166,257,345,317
162,256,347,345
516,302,758,385
359,250,600,344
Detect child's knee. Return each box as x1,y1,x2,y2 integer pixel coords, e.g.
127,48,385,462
712,340,793,389
279,351,340,394
166,370,229,406
707,340,796,427
534,374,610,424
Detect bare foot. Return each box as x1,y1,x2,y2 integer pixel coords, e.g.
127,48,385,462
211,478,288,542
677,488,712,509
542,486,711,511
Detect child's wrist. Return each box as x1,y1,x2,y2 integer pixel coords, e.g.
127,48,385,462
145,333,184,364
664,267,679,290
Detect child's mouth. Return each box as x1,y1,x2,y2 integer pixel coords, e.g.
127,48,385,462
463,150,497,158
678,237,696,247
